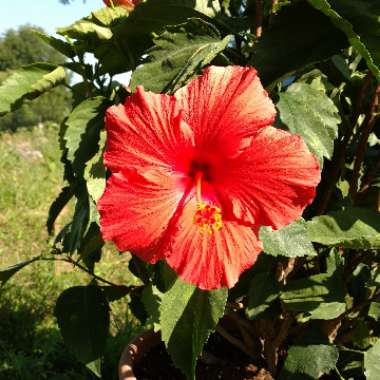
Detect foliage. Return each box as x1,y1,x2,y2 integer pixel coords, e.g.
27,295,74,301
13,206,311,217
0,127,142,379
130,18,232,92
55,286,110,376
0,25,71,131
277,81,340,164
1,1,380,379
159,278,227,379
0,26,64,71
281,344,339,379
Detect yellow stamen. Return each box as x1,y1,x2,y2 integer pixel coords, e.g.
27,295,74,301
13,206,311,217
193,172,223,234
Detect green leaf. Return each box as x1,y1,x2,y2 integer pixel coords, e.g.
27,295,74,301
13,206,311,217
84,130,106,204
280,344,339,379
57,7,133,74
86,359,102,378
78,223,103,268
259,219,317,258
371,267,380,287
159,278,227,379
36,32,76,58
101,285,130,303
0,256,40,287
129,289,148,323
47,186,73,235
352,320,372,350
128,256,154,284
221,0,231,11
125,0,221,30
113,0,222,69
307,208,380,249
368,302,380,322
57,20,113,40
308,0,380,82
0,63,66,115
338,350,363,377
130,18,232,93
91,6,131,26
280,269,346,320
246,271,280,319
95,43,131,75
154,261,178,293
250,1,347,85
57,194,89,254
55,286,110,369
58,0,221,73
192,0,221,17
63,97,107,175
277,82,340,163
142,284,162,331
364,339,380,380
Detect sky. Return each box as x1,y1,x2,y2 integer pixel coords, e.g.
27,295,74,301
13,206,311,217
0,0,131,83
0,1,101,36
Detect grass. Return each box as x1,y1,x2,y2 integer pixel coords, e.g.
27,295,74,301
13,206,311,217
0,125,142,380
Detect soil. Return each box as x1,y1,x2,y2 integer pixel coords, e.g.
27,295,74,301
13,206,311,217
133,333,273,380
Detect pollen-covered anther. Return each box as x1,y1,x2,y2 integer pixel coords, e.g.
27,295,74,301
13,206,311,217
193,203,223,234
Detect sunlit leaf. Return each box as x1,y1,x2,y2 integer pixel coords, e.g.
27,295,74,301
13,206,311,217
63,96,107,175
364,339,380,380
307,208,380,249
260,219,317,258
130,18,232,92
277,82,340,163
280,268,346,320
0,63,66,115
281,344,339,379
160,278,227,379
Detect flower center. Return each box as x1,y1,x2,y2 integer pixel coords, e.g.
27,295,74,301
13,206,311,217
188,161,211,181
193,172,223,234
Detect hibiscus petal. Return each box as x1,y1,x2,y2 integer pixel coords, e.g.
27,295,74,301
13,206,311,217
104,86,194,173
98,168,187,263
175,65,276,154
213,127,321,230
166,197,262,290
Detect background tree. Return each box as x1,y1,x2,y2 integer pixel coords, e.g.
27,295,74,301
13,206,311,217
0,25,71,131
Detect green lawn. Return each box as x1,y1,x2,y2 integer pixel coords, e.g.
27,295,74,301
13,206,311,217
0,126,141,380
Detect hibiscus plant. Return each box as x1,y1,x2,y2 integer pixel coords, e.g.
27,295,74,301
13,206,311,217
1,0,380,379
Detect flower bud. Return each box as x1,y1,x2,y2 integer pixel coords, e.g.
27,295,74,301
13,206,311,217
103,0,140,8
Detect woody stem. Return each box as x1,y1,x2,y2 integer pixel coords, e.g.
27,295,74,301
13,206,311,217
216,325,255,358
350,83,380,199
255,0,263,37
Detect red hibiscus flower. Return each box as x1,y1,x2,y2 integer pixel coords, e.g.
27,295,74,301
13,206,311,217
103,0,140,8
98,66,320,290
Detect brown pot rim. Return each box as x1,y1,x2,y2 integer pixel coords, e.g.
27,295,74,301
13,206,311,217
118,329,161,380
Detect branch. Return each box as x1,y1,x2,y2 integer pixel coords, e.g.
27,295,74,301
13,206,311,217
350,83,380,198
314,73,373,215
53,256,136,290
255,0,263,37
276,258,297,284
321,317,342,343
216,325,256,358
269,0,278,26
359,150,380,193
264,313,293,376
227,311,257,352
